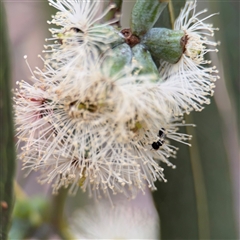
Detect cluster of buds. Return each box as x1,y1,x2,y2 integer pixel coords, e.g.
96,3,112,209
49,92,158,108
14,0,219,199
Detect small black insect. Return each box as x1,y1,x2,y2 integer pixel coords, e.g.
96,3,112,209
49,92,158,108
152,140,163,150
158,128,165,139
151,128,166,150
70,27,83,33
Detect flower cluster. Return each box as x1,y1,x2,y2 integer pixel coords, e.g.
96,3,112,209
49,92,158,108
14,0,219,198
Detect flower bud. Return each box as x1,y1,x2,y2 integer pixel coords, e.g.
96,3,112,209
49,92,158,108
101,43,132,77
131,0,168,37
132,44,160,81
142,28,185,64
92,24,125,49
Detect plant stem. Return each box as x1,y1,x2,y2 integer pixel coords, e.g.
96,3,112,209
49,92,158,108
0,2,16,239
50,187,73,239
168,0,175,28
105,0,123,27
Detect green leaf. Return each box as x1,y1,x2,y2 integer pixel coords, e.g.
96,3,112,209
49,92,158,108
131,0,168,37
209,1,240,139
189,104,237,239
0,1,16,239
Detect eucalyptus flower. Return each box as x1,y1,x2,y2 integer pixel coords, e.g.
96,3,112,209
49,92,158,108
45,0,124,68
14,0,217,199
159,0,220,113
71,202,159,239
14,54,192,198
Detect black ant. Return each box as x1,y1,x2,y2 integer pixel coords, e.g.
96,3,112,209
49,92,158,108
151,128,166,150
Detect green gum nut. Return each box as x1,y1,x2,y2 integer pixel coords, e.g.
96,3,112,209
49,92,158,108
142,28,185,64
101,43,132,77
131,0,168,37
132,44,160,81
93,24,125,48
